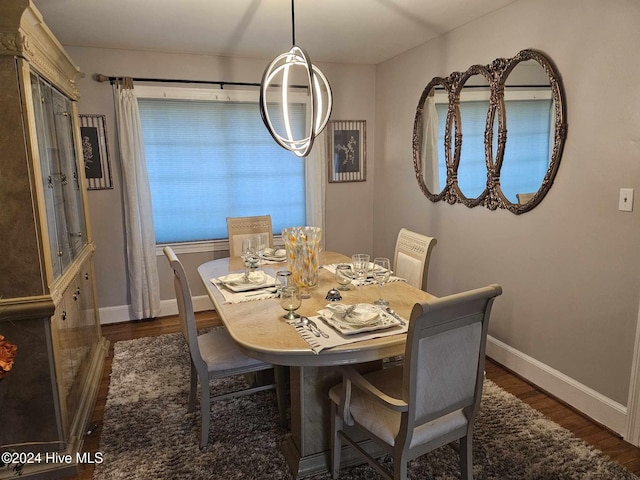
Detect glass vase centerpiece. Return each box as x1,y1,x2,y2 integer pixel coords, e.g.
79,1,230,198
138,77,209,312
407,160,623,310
282,226,322,290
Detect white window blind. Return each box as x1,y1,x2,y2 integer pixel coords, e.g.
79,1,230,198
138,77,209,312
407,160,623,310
137,90,306,244
499,98,553,201
435,93,552,200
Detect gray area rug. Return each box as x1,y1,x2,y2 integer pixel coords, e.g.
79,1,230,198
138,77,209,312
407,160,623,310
94,331,637,479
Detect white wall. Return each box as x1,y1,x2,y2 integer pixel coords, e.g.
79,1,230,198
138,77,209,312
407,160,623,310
66,47,376,315
373,0,640,423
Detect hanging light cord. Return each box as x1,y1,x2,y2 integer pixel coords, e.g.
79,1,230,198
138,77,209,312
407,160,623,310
291,0,296,46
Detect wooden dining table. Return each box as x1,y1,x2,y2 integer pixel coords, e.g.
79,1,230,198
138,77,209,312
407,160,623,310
197,251,435,478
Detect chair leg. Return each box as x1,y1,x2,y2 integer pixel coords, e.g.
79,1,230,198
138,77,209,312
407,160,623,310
188,362,197,412
393,453,408,480
274,365,288,427
330,402,342,479
199,380,211,448
459,435,473,480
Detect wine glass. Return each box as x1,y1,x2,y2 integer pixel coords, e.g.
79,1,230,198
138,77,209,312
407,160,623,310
335,263,353,291
255,233,269,269
280,286,302,319
372,257,391,305
241,237,259,281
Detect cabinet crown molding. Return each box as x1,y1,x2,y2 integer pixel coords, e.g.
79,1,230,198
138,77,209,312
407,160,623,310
0,0,83,99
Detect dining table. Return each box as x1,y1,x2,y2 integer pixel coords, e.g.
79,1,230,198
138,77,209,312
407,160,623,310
197,251,435,478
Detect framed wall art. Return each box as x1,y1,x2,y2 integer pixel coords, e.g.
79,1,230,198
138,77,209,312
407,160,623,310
327,120,366,183
79,114,113,190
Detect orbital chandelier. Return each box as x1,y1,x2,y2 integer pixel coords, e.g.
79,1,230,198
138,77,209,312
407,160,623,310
259,0,333,158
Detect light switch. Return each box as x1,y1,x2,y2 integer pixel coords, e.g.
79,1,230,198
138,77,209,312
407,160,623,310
619,188,634,212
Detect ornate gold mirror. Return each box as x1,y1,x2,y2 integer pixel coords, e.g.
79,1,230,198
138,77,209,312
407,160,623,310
413,49,567,214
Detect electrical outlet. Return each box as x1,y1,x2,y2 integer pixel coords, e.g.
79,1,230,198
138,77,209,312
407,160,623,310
619,188,634,212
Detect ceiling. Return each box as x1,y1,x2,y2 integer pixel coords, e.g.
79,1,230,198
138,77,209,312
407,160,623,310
32,0,517,65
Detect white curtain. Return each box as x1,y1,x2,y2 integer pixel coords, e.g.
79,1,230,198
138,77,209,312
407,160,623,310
305,129,327,249
423,96,440,192
113,78,160,319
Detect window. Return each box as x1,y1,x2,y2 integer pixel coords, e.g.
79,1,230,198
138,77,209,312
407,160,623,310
136,86,306,244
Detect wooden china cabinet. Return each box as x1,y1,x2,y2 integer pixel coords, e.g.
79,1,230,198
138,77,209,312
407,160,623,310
0,1,108,477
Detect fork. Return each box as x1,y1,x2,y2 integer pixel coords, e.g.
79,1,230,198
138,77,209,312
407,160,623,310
307,318,330,338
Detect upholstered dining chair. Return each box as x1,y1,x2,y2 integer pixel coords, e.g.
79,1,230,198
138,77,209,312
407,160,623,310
164,246,286,448
329,284,502,480
516,192,535,204
393,228,437,291
226,215,274,257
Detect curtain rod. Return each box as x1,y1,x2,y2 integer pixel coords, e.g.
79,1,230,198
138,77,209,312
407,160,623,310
433,84,551,89
93,74,308,89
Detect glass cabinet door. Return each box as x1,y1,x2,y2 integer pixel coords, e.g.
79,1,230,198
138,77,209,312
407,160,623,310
30,73,87,279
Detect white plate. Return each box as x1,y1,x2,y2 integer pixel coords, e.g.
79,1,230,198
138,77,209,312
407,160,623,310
216,271,276,292
318,304,401,335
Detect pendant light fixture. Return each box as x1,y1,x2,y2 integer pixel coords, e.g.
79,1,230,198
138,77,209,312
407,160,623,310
259,0,333,158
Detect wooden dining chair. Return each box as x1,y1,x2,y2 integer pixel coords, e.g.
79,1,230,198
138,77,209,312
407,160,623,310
226,215,274,257
329,284,502,480
163,246,286,448
393,228,437,291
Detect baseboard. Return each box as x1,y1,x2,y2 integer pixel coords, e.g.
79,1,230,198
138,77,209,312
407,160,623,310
98,295,214,324
97,308,629,436
487,335,628,437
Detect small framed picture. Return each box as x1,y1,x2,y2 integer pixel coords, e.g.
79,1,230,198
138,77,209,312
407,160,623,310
327,120,366,183
79,114,113,190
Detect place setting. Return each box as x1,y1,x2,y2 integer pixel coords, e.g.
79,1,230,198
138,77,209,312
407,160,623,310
211,269,279,303
283,259,409,354
210,237,282,303
323,253,405,287
285,300,409,354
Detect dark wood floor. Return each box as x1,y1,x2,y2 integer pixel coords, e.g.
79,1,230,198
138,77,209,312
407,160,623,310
68,311,640,479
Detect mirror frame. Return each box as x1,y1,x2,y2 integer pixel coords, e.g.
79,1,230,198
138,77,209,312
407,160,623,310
412,49,567,214
412,76,454,202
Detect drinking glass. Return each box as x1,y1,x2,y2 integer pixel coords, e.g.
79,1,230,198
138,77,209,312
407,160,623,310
352,253,370,281
335,263,353,291
280,285,302,320
372,257,391,305
255,233,269,268
241,237,259,281
275,270,292,295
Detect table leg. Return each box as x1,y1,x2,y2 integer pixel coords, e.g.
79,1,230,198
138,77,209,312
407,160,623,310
282,364,386,478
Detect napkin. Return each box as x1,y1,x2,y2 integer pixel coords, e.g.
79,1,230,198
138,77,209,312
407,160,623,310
218,270,266,286
261,248,287,263
324,303,380,325
263,247,286,257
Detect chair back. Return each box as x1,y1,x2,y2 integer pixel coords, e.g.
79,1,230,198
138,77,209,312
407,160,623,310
226,215,273,257
393,228,437,290
516,192,535,204
163,246,205,369
402,284,502,443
